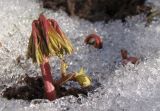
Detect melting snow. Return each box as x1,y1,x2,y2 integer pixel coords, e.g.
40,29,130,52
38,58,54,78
0,0,160,111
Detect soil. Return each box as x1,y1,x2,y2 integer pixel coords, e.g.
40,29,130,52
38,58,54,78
1,74,90,101
41,0,151,22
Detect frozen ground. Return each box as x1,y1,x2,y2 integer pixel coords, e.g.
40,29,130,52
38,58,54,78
0,0,160,111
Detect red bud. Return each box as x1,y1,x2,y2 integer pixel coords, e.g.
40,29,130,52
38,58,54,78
84,34,103,49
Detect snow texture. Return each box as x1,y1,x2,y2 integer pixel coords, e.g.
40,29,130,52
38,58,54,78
0,0,160,111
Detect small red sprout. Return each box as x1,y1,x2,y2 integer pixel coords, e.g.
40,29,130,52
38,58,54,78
121,49,139,65
84,34,103,49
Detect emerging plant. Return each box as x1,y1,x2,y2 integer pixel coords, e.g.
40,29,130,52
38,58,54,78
27,14,73,100
84,34,103,49
121,49,139,65
27,14,91,101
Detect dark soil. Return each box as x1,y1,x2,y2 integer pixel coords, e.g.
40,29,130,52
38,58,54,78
41,0,151,22
1,74,89,101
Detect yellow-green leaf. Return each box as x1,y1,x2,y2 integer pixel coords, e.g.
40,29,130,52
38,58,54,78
75,68,92,87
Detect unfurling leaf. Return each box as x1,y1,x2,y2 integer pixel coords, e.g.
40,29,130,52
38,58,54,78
75,68,92,88
27,14,73,64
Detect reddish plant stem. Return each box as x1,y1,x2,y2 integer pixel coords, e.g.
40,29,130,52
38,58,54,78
40,58,56,101
121,49,128,59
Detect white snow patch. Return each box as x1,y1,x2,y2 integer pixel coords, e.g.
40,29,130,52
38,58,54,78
0,0,160,111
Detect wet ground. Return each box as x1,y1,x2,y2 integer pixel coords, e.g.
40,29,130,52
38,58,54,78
42,0,150,22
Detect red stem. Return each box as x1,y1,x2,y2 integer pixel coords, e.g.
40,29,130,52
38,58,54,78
40,58,56,101
121,49,128,59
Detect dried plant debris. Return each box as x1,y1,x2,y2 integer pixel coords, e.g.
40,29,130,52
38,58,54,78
1,74,91,101
42,0,150,22
146,7,160,26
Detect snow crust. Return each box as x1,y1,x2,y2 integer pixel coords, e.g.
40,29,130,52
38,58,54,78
0,0,160,110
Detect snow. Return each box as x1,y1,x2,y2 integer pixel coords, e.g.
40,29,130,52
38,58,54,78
0,0,160,110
